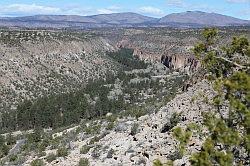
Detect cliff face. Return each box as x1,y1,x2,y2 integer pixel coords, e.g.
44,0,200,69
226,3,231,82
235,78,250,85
161,54,200,73
111,29,201,72
117,38,200,73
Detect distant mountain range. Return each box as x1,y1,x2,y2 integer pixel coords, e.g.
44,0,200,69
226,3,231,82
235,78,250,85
0,11,249,28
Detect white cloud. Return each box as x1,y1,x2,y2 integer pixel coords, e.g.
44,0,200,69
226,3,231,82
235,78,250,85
0,4,61,16
97,9,115,14
63,6,94,16
227,0,250,3
139,6,164,16
0,3,122,16
166,0,185,7
97,6,121,14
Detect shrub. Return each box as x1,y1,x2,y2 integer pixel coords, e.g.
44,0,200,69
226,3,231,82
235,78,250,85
170,112,181,126
6,133,16,146
161,112,181,133
153,159,163,166
89,136,101,145
172,127,192,157
37,151,46,158
84,124,101,135
9,154,18,162
106,122,115,130
57,147,68,157
130,123,139,136
78,158,90,166
80,145,91,154
107,148,115,158
28,128,43,143
91,146,101,159
30,159,44,166
46,153,56,163
0,144,9,158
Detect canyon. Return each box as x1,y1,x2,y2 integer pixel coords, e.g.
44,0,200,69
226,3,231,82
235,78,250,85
0,27,249,166
1,27,250,113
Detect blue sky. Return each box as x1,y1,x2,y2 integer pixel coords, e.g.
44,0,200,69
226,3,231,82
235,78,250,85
0,0,249,20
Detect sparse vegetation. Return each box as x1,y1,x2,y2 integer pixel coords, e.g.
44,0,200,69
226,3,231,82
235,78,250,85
46,153,57,163
172,127,192,157
57,147,69,157
130,123,139,136
107,148,115,158
0,135,10,158
78,158,90,166
80,145,91,154
30,159,44,166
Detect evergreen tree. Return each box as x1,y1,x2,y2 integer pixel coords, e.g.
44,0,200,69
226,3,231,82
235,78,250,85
190,28,250,165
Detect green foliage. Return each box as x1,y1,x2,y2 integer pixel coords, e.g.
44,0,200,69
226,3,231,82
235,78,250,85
193,43,207,59
153,159,173,166
170,112,181,127
80,145,91,154
28,128,43,143
172,127,192,157
190,138,233,166
57,147,68,157
230,36,249,55
46,153,56,163
190,28,250,165
30,159,44,166
84,124,101,135
130,123,139,136
9,154,18,162
0,135,10,158
89,136,101,145
122,107,147,119
6,133,16,146
161,112,181,133
202,28,218,45
1,45,187,134
106,121,115,130
78,158,90,166
153,159,164,166
107,48,148,70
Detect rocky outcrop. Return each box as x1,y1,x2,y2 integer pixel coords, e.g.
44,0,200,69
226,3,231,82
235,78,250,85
112,29,201,72
161,54,200,73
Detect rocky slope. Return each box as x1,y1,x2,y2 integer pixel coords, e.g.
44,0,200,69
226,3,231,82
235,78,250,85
0,30,116,112
21,79,214,166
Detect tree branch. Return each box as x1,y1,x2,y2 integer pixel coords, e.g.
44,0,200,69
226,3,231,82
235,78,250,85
215,56,247,69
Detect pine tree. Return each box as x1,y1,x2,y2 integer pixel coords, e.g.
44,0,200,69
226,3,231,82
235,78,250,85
190,28,250,165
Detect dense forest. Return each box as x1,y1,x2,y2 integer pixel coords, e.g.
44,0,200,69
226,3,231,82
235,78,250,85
106,48,148,70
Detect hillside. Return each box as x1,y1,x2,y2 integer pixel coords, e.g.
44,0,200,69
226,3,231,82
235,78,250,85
159,11,250,26
1,28,249,115
0,11,249,28
23,80,213,166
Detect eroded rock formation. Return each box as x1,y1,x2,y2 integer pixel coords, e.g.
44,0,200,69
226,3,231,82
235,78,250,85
161,54,200,73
